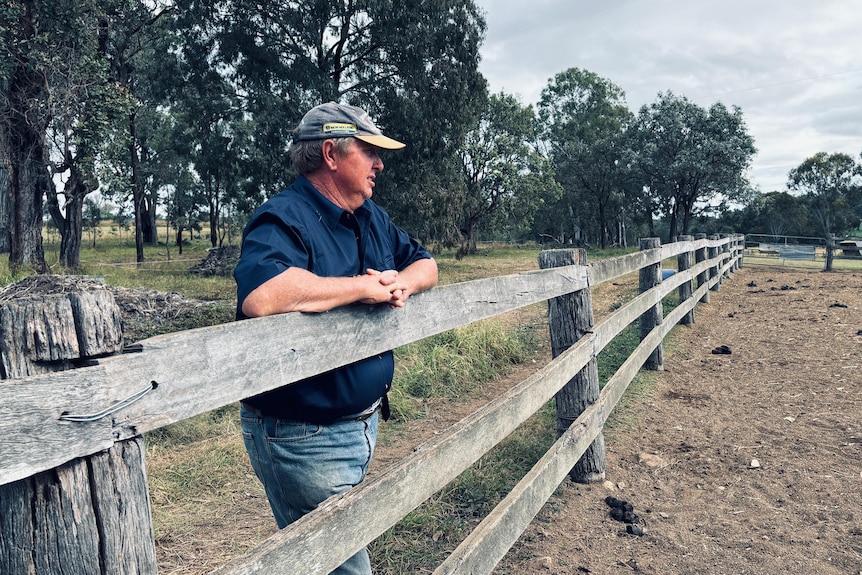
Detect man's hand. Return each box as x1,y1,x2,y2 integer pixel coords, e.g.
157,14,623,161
361,268,408,308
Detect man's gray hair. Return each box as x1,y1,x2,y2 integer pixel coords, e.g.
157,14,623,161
291,137,354,175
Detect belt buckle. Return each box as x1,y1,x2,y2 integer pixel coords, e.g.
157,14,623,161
341,398,382,421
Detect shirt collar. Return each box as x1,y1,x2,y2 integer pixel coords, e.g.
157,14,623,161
295,174,370,228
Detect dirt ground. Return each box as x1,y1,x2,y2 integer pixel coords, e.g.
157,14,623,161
491,266,862,575
148,265,862,574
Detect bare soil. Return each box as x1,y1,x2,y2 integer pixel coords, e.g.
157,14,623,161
493,266,862,575
147,265,862,574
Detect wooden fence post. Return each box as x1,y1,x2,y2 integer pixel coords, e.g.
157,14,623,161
677,235,694,325
694,233,710,304
732,235,738,270
0,277,157,575
708,234,721,293
538,249,605,484
638,238,663,370
825,233,835,272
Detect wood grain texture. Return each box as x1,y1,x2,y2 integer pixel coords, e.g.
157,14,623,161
539,249,605,484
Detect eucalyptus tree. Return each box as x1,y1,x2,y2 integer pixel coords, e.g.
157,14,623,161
162,162,203,255
537,68,635,248
748,191,810,237
82,197,104,248
95,2,182,264
454,93,559,253
632,92,756,241
0,0,98,271
365,1,488,240
1,0,171,270
56,0,174,269
174,0,487,239
788,152,861,269
155,9,248,249
771,191,810,237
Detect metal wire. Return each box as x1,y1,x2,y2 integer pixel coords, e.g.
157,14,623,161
59,381,158,422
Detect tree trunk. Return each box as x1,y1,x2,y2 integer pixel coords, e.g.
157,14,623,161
456,219,477,258
597,200,607,249
0,165,10,254
0,89,50,273
667,205,679,243
0,10,49,273
57,176,88,270
4,145,49,273
207,175,221,249
130,112,145,263
209,199,218,248
144,196,158,246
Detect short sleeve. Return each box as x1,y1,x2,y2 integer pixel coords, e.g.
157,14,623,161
233,211,310,315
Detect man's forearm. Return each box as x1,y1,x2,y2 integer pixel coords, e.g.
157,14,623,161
399,257,438,298
241,267,390,316
240,260,437,317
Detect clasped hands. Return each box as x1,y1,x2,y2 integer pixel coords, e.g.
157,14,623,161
359,268,409,308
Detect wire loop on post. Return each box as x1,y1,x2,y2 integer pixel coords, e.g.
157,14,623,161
59,381,158,422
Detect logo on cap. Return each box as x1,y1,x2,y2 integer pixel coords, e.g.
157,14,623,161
323,123,358,136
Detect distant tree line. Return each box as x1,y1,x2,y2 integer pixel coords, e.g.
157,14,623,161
725,152,862,242
2,1,860,273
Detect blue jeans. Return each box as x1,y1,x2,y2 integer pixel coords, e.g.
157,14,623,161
240,406,378,575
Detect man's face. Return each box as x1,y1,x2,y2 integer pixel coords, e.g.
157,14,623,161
332,139,384,211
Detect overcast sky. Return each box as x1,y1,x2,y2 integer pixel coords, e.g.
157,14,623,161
474,0,862,193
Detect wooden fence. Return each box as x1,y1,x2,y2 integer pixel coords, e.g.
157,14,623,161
0,234,744,574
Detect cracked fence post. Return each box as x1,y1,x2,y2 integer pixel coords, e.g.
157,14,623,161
538,249,605,484
639,238,664,371
0,276,157,575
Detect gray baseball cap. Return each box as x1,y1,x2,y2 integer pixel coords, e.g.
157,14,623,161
292,102,406,150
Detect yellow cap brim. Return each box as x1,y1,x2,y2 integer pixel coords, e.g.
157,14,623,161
355,134,406,150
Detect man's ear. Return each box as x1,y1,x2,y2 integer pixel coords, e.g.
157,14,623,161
321,139,339,170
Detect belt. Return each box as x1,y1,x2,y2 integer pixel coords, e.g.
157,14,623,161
240,394,389,423
341,398,382,421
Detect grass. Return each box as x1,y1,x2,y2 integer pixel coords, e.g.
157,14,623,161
370,405,557,574
390,319,539,420
433,243,636,284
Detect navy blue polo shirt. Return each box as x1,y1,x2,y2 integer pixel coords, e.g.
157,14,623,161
234,175,432,423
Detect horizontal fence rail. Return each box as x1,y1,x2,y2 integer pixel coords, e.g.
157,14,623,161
1,238,733,485
0,234,744,575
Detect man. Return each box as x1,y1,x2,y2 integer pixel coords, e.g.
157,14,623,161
234,102,437,574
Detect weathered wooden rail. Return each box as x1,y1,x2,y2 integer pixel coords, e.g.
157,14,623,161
0,234,744,574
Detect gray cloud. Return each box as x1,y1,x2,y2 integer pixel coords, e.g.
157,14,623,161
475,0,862,192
